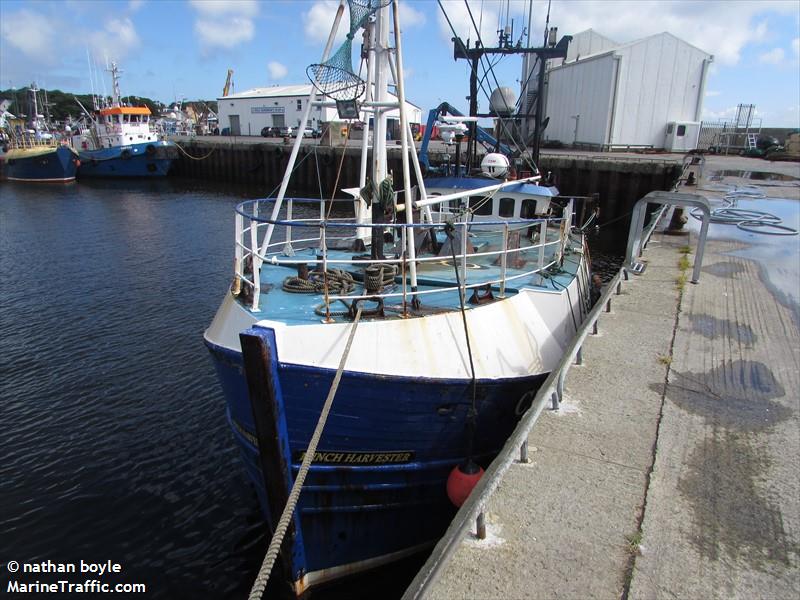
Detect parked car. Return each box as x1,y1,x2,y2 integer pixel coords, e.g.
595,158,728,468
302,128,317,138
261,126,280,137
278,126,294,137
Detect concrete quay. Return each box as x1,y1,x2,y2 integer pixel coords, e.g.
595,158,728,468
406,156,800,599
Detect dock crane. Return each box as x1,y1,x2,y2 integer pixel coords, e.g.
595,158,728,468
222,69,234,97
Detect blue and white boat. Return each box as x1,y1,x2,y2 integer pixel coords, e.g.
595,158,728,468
204,1,591,595
2,84,79,183
72,62,176,178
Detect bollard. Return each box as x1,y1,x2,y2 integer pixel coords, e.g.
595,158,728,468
476,512,486,540
616,281,622,295
576,346,583,365
605,298,612,312
519,440,529,463
551,390,560,410
592,320,598,335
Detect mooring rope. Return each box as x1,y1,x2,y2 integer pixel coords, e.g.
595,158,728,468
248,305,363,600
174,143,216,161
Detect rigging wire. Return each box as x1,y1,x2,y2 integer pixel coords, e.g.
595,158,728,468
460,0,537,173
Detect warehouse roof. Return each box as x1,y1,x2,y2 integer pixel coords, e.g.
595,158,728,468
218,84,420,108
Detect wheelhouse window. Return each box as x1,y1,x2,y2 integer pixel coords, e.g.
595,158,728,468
499,197,515,217
521,199,538,218
469,196,493,216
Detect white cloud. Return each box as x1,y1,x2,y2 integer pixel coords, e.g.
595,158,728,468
705,90,721,97
758,47,785,64
89,17,140,62
792,38,799,58
0,9,57,63
189,0,258,17
303,1,351,46
268,61,288,80
399,3,426,28
190,0,258,51
515,0,800,67
128,0,145,11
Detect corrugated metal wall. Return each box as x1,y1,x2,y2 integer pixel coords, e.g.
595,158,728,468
545,54,616,146
611,33,710,147
543,32,711,148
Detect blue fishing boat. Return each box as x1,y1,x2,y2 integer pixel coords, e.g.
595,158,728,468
3,141,78,183
2,84,79,183
73,62,176,178
205,1,590,595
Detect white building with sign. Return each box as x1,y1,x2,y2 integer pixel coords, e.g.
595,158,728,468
217,84,422,137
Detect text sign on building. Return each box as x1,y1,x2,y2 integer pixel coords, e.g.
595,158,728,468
251,106,285,114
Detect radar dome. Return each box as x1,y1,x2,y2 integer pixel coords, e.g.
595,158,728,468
489,87,517,116
481,153,510,178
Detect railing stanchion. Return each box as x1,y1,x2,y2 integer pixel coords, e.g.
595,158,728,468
499,223,508,298
460,222,468,306
250,217,261,312
519,440,529,463
592,320,598,335
606,298,612,313
576,346,583,365
538,221,546,277
235,212,243,281
321,225,332,323
476,511,486,540
616,280,622,295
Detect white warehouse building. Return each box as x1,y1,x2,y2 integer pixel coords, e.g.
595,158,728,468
217,84,422,137
537,30,713,150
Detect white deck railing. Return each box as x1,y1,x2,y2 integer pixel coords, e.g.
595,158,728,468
233,198,572,314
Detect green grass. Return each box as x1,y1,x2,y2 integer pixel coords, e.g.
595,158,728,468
678,254,691,272
657,354,672,366
676,272,687,291
626,531,643,555
679,245,692,255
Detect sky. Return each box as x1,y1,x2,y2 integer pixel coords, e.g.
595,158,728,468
1,0,799,127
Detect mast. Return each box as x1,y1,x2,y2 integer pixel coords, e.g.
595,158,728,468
108,62,122,107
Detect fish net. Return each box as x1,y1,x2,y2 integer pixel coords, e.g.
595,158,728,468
307,0,391,101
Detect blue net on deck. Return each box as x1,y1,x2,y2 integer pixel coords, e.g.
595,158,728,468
306,0,391,101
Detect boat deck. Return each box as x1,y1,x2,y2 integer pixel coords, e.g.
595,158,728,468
239,228,584,324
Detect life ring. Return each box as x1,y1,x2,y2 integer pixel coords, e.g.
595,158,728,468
121,149,132,160
145,144,156,156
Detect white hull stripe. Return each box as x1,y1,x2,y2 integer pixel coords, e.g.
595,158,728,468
6,176,76,183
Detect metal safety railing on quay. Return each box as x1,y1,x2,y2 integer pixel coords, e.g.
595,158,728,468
402,266,626,600
403,195,685,599
233,198,571,313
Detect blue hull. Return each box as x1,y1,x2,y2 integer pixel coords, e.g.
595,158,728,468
77,141,176,178
206,329,545,590
4,145,78,182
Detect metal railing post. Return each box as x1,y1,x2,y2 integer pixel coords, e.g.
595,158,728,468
250,217,261,312
499,223,508,298
576,346,583,365
235,212,243,279
476,511,486,540
538,221,546,275
519,440,529,463
460,222,468,305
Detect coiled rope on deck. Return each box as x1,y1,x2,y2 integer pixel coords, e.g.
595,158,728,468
248,306,363,600
282,269,355,294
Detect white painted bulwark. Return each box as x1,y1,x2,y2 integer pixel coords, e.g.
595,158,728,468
217,84,421,136
542,31,712,149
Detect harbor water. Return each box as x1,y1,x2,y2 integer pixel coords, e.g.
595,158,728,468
0,178,622,598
